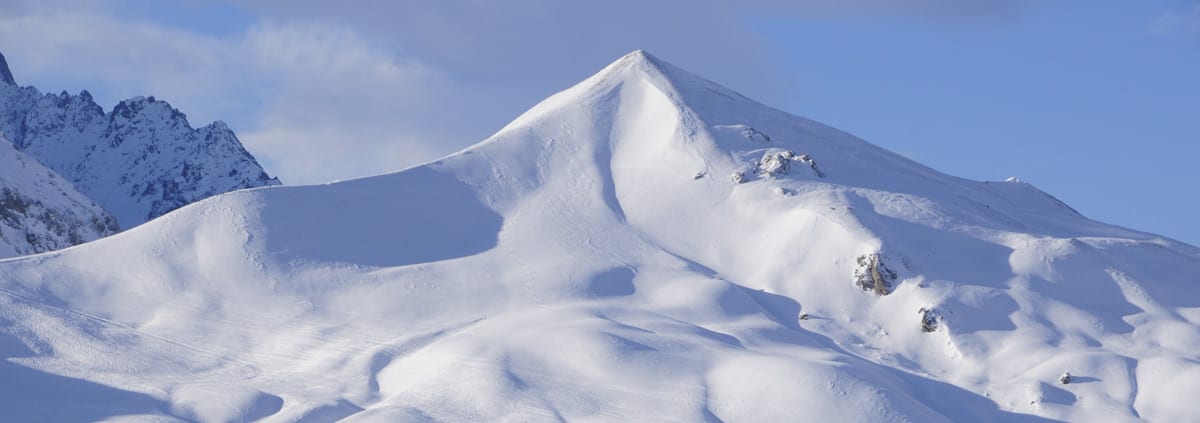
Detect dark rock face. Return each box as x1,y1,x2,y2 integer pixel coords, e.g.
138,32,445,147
0,52,14,86
0,55,280,229
854,253,898,296
0,187,119,255
918,307,939,333
0,140,119,257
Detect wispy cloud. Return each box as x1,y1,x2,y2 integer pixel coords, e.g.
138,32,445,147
1150,3,1200,34
0,9,486,183
0,0,1043,184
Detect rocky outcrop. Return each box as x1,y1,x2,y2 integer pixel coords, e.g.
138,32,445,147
757,150,822,178
0,137,118,257
918,307,939,332
854,253,897,296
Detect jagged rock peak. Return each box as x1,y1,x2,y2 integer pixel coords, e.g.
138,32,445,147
0,51,14,86
108,95,191,128
0,53,281,229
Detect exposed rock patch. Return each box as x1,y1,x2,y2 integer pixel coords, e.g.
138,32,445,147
854,253,898,296
756,150,823,178
918,307,939,332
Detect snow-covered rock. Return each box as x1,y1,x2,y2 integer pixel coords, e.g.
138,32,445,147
0,136,118,258
755,149,823,178
854,253,898,295
0,51,280,229
0,50,1197,422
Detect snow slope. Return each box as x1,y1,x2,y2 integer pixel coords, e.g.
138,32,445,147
0,51,280,229
1,51,1198,422
0,135,119,258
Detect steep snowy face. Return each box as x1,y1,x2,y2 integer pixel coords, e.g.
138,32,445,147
0,51,1198,422
0,53,280,228
0,136,119,258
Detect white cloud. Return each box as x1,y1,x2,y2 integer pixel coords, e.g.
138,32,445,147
0,9,493,184
235,22,491,182
0,10,232,113
1150,4,1200,34
0,0,1041,184
0,2,775,185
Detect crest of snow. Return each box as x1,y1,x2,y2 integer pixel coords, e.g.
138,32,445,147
712,124,771,143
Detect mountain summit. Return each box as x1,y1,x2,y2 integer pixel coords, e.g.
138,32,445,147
0,51,1197,421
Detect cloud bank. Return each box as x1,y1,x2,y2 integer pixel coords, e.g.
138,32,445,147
1151,3,1200,34
0,0,1039,184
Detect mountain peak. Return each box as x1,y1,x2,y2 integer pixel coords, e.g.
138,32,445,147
594,49,679,86
0,51,15,86
588,50,763,116
496,50,735,135
611,49,664,71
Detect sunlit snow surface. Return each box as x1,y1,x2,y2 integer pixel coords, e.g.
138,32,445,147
2,51,1198,422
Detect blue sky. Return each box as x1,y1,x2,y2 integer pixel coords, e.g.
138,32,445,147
755,2,1200,246
1,0,1197,245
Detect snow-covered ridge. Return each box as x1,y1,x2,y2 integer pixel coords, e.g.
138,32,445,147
0,51,280,229
0,50,1197,421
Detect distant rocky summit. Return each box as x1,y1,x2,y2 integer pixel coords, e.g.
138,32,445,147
0,51,279,250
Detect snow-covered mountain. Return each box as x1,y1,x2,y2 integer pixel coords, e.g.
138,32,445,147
1,51,1198,422
0,135,119,257
0,51,280,229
